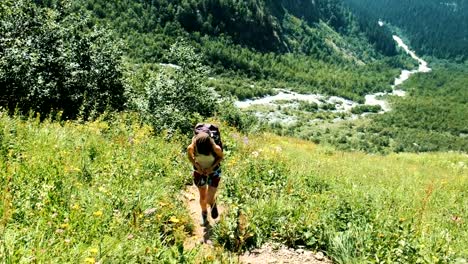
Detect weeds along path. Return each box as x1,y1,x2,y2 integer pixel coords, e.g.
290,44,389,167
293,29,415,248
181,184,225,250
181,185,331,263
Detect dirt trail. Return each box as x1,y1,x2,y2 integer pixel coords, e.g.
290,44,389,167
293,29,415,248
182,184,225,249
239,243,332,264
182,184,332,263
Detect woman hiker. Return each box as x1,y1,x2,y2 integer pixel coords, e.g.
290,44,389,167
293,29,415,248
187,131,224,226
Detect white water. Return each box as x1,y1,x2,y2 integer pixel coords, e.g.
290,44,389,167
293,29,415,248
363,35,431,111
235,33,431,122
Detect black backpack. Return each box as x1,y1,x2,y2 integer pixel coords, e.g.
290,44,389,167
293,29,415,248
194,123,223,150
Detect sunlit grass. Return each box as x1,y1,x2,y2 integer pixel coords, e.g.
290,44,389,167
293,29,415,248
218,133,467,263
1,112,466,263
0,113,201,262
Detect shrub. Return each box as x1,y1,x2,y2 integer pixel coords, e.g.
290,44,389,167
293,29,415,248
0,0,125,119
137,42,218,135
350,105,382,114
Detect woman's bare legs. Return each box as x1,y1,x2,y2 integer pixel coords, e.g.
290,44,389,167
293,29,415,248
207,186,217,207
197,184,219,225
198,186,208,225
207,186,218,218
198,186,208,212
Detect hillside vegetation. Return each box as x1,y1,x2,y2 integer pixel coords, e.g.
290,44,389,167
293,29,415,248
344,0,468,61
1,0,467,262
1,0,413,123
262,62,468,153
1,113,466,262
71,0,411,101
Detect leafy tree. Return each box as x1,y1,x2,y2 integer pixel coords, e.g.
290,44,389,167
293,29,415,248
0,0,125,119
138,42,218,134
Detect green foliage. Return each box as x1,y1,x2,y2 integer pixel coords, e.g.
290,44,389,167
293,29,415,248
73,0,408,102
212,134,467,262
0,0,125,119
207,77,275,101
262,63,468,154
364,65,468,152
344,0,468,61
137,42,218,135
350,104,382,114
215,99,259,133
298,101,319,112
1,113,466,262
0,113,200,262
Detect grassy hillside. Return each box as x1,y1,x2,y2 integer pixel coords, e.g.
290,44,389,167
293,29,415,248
1,113,466,262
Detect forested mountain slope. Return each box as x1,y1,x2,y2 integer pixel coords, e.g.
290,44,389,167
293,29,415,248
75,0,396,59
63,0,411,103
343,0,468,61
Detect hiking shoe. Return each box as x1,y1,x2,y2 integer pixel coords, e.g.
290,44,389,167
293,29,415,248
201,211,208,226
211,203,219,219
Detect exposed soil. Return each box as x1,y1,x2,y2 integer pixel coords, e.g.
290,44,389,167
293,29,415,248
240,243,332,264
182,184,225,249
182,184,332,263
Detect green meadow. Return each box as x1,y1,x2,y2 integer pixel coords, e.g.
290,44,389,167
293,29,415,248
1,113,466,263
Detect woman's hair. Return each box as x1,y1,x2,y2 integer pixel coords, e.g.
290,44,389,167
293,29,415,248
195,132,214,155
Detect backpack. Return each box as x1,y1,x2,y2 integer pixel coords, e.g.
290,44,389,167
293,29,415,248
194,123,223,150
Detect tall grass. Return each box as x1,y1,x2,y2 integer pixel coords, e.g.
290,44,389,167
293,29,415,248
215,133,467,263
1,112,466,263
0,112,233,263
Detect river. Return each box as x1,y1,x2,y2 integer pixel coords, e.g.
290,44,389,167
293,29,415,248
364,35,431,111
235,34,431,118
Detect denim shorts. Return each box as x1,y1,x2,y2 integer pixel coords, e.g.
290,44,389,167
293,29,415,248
193,167,221,187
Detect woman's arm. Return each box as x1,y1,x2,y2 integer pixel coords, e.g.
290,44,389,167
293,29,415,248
208,145,224,173
187,140,204,173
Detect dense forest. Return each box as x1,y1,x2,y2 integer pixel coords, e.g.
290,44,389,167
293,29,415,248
343,0,468,61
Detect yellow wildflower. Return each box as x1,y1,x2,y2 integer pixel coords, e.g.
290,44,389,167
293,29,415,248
93,210,103,217
84,257,95,263
169,216,180,223
89,248,98,254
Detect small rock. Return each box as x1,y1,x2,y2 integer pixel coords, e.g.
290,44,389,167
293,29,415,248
144,208,157,216
267,259,278,264
315,251,325,261
296,249,304,254
251,249,262,254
